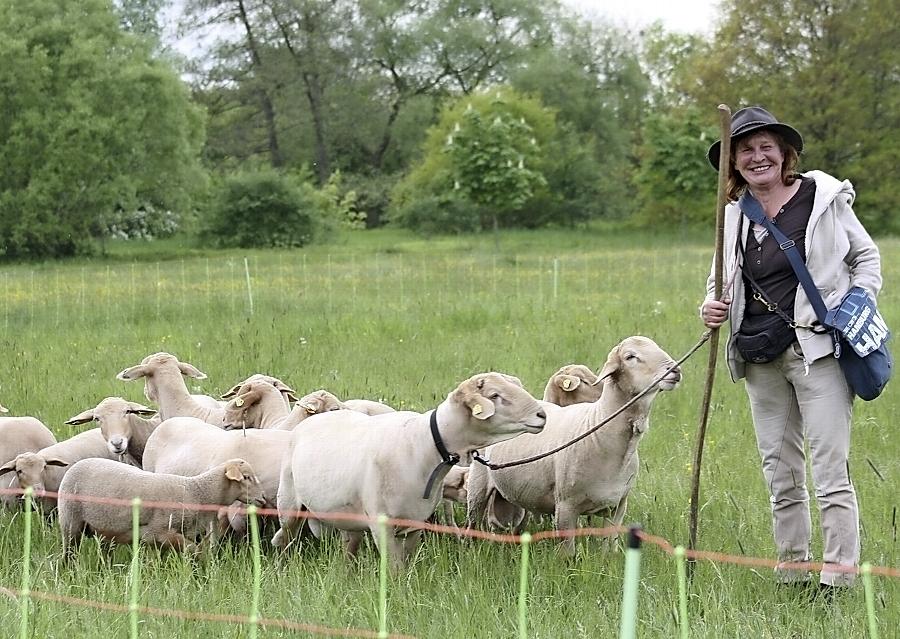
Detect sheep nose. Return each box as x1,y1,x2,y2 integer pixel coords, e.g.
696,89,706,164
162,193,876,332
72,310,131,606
536,409,547,420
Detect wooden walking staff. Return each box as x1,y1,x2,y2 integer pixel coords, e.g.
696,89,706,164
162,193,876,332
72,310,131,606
688,104,732,555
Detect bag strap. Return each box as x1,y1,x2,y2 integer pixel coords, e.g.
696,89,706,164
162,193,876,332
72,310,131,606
738,191,829,325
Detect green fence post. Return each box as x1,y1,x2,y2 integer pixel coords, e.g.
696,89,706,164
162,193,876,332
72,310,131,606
129,497,142,639
619,526,643,639
19,486,34,639
674,546,689,639
518,532,533,639
248,504,261,639
861,563,879,639
378,514,389,639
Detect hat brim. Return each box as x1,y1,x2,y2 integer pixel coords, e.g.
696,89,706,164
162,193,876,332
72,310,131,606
707,123,803,170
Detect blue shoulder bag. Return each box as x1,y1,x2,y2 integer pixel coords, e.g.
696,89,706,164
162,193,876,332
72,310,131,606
739,192,893,400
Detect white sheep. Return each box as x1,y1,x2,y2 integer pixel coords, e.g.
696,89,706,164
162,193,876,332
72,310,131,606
271,371,547,567
466,336,682,555
0,428,133,511
221,374,298,409
142,416,292,535
57,457,264,554
341,398,397,416
116,352,225,425
221,380,295,430
0,407,57,508
64,397,158,466
542,364,603,406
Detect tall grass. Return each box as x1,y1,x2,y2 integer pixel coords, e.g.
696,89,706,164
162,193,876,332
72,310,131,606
1,227,897,638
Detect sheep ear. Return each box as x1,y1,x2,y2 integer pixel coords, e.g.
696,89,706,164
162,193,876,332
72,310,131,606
65,409,96,425
231,389,260,409
0,461,16,475
177,362,208,380
117,364,149,381
597,349,621,384
220,383,243,400
45,458,69,468
224,462,245,482
499,373,523,388
0,403,8,413
126,402,157,418
557,375,582,392
465,394,496,420
272,380,297,396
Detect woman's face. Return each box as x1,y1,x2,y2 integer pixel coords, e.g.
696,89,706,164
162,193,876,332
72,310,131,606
734,130,785,190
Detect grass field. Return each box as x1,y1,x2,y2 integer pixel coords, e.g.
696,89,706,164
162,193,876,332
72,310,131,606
1,226,897,638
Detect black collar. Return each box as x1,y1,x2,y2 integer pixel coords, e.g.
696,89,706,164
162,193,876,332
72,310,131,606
423,409,460,499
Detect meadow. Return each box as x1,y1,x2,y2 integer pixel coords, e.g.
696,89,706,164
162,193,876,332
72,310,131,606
0,226,897,638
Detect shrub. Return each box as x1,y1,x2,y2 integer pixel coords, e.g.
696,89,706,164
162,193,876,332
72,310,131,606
390,194,479,236
201,170,322,248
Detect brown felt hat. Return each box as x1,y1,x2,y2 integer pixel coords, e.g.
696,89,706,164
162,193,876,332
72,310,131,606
707,106,803,170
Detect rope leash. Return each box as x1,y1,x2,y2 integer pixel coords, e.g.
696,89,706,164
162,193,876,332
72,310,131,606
473,331,714,471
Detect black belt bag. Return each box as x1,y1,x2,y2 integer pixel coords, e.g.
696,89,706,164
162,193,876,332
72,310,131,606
734,313,795,364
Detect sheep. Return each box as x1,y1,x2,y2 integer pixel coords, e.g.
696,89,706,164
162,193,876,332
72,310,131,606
221,380,294,430
542,364,603,406
64,397,158,466
466,336,682,555
0,428,133,511
436,465,469,529
142,416,292,535
57,457,264,554
341,398,397,416
0,409,57,509
221,374,298,409
222,385,394,431
271,371,547,567
116,352,225,425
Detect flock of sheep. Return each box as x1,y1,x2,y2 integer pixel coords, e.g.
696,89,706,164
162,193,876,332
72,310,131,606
0,336,681,567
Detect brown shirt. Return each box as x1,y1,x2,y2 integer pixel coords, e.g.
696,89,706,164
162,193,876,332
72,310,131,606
742,176,816,320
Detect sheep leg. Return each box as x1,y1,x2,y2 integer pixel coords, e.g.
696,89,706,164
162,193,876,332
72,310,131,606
555,503,581,557
600,496,629,552
342,531,364,559
272,493,305,549
465,464,491,529
370,524,411,570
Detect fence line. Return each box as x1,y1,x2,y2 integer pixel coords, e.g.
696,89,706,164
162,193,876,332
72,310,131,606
2,482,894,639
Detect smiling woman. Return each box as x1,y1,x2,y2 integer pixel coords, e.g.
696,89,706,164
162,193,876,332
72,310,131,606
700,105,884,595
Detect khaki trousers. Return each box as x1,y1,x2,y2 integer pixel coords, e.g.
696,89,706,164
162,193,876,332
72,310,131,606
744,342,859,586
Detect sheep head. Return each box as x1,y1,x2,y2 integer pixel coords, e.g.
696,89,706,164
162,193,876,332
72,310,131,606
116,352,208,405
597,336,682,397
0,452,68,494
450,372,546,450
221,374,298,404
66,397,156,456
543,364,603,406
222,458,266,506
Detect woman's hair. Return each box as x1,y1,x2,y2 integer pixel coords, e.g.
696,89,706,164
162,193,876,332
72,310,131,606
725,129,800,201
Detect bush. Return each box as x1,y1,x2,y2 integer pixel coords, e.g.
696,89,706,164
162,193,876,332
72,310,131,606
390,194,479,236
201,170,323,248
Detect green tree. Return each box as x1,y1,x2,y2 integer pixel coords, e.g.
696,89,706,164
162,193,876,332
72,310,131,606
674,0,900,233
0,0,205,259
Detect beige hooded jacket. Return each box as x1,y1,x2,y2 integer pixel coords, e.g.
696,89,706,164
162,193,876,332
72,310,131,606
704,170,882,381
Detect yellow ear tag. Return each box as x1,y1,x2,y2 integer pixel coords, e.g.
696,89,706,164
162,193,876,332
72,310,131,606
235,398,244,407
562,379,571,390
472,404,483,416
305,404,317,414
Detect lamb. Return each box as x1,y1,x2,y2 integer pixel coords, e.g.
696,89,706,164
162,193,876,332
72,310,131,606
466,336,682,555
271,371,547,567
142,417,292,535
0,407,57,509
116,352,225,425
0,428,133,510
57,457,264,554
542,364,603,406
64,397,158,466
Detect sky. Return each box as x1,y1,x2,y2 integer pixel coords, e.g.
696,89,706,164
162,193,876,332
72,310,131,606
562,0,719,35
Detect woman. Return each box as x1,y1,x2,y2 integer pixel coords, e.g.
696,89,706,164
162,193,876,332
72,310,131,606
700,106,881,593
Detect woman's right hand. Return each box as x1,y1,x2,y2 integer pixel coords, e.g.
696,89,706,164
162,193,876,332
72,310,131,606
700,297,731,329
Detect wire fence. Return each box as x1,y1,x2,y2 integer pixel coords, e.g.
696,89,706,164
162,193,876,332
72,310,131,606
1,485,895,639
